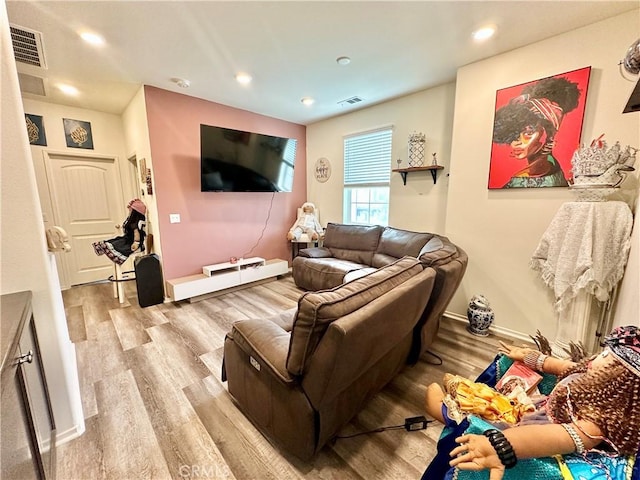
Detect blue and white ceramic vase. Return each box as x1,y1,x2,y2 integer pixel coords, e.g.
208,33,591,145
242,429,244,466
467,295,494,336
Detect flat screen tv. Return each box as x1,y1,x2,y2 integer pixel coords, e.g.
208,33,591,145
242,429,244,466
200,124,297,192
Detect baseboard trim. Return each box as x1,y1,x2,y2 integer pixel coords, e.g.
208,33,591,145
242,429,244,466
442,311,534,344
55,422,85,447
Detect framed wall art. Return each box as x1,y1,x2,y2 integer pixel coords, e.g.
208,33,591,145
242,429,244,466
314,157,331,183
488,66,591,189
63,118,94,149
25,114,47,146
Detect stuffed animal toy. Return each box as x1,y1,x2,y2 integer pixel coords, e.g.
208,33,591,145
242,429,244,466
287,202,323,241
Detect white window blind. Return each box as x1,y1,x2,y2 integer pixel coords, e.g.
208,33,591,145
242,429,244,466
344,128,392,185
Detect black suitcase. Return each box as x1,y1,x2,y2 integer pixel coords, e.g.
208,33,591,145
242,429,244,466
134,254,164,307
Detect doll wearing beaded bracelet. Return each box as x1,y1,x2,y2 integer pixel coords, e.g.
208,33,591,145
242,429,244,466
424,326,640,480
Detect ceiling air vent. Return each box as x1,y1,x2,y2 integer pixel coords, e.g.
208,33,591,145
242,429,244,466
18,73,47,96
10,24,47,69
338,96,364,107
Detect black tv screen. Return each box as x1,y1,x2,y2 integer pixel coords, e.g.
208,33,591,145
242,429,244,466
200,124,297,192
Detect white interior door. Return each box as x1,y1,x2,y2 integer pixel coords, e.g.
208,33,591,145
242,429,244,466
44,152,125,286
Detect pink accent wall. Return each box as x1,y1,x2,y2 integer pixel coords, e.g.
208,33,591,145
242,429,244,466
144,86,307,280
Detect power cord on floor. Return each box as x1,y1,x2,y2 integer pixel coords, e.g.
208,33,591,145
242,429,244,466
423,350,443,365
333,416,433,440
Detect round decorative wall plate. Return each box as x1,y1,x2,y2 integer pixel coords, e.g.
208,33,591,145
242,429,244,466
314,157,331,183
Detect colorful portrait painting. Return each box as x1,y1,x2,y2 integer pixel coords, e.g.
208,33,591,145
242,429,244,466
488,67,591,189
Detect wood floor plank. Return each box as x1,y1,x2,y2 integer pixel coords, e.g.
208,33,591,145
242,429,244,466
166,304,229,354
65,304,87,342
95,369,172,479
145,323,211,389
185,375,307,480
74,340,99,418
109,306,152,350
125,342,233,479
89,319,129,380
56,414,106,480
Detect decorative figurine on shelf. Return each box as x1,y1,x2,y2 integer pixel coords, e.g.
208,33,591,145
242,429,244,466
432,152,438,166
93,198,146,265
408,132,426,167
287,202,323,241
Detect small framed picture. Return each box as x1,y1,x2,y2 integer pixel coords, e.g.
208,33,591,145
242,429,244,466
26,114,47,146
139,158,147,182
63,118,94,149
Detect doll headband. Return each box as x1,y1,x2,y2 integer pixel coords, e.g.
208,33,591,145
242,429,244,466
604,325,640,377
128,198,147,215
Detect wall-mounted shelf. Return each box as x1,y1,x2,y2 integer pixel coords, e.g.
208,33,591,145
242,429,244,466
392,165,444,185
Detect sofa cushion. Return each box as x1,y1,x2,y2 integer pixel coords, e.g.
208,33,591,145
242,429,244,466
286,256,422,376
418,235,459,267
323,223,383,266
371,227,434,268
292,257,370,291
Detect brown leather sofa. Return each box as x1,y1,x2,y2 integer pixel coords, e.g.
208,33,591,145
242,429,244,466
222,257,437,460
292,223,468,361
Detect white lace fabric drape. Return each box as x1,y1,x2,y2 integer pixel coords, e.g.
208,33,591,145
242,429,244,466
531,201,633,312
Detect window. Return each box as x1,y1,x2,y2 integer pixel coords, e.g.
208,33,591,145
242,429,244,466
276,139,296,191
343,127,392,225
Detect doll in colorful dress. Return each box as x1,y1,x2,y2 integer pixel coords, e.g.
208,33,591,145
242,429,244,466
424,326,640,480
93,199,146,265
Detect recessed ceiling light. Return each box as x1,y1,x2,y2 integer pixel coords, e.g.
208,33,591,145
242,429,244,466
336,56,351,66
235,73,252,85
473,26,496,41
57,84,79,96
301,97,315,106
171,77,190,88
79,31,105,46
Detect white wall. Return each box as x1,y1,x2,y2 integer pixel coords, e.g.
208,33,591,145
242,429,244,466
306,11,639,340
122,87,162,261
446,11,640,337
307,83,456,232
1,1,84,442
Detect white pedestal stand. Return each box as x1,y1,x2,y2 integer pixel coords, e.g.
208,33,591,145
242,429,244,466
532,201,633,357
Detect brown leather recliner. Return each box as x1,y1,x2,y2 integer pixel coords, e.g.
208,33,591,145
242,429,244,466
222,257,436,460
292,223,468,363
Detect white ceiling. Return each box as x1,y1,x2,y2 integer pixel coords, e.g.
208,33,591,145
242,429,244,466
7,1,639,125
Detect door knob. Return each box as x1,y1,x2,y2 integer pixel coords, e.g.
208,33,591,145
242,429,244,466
17,350,33,365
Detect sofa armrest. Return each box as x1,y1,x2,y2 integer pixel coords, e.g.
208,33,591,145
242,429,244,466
296,246,333,258
418,236,459,267
228,318,295,384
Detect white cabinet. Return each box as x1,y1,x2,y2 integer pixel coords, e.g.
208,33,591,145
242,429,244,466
167,258,289,302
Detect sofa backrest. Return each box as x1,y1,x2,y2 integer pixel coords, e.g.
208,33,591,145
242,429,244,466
301,264,436,408
286,256,423,376
372,227,435,268
322,223,383,266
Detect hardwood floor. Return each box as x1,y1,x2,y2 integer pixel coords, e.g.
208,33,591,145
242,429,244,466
57,275,510,480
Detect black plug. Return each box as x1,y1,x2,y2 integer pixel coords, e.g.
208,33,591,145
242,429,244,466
404,415,430,431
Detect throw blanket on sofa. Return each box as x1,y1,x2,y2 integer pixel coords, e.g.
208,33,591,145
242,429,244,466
422,355,639,480
530,201,633,312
